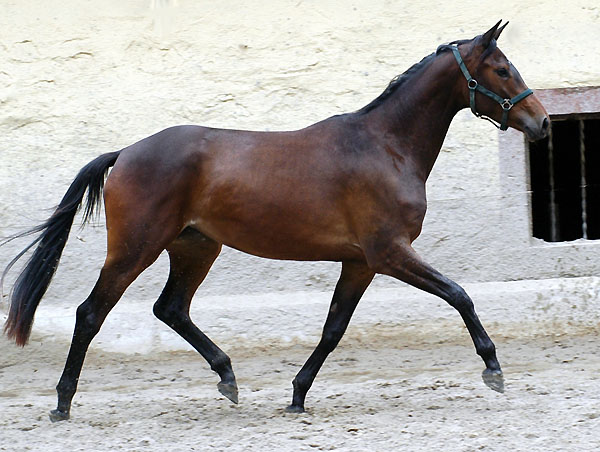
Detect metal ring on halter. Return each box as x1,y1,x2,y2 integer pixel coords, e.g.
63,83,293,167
468,79,478,90
501,99,513,111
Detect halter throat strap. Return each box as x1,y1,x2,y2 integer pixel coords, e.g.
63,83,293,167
451,46,533,131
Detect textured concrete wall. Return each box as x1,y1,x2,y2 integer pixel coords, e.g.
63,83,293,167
1,0,600,308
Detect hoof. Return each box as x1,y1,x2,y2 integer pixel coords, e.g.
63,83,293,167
285,404,305,413
482,368,505,393
49,409,70,423
217,381,239,404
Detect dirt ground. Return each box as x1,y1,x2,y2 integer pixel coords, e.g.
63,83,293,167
1,323,599,452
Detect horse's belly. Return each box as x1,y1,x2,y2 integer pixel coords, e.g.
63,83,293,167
187,214,363,262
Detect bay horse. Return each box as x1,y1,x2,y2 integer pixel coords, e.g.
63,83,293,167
2,21,549,421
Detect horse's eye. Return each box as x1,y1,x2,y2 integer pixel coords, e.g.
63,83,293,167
496,68,510,78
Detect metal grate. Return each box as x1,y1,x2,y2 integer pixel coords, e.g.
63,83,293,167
529,118,600,242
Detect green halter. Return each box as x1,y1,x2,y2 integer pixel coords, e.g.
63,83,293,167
451,46,533,131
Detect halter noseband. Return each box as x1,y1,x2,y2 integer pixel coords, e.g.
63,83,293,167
451,46,533,131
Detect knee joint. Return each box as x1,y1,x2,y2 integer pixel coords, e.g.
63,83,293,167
446,286,473,311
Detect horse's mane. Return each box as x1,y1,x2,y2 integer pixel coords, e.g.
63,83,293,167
356,38,475,115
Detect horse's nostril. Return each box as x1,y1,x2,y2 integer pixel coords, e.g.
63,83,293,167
542,117,550,131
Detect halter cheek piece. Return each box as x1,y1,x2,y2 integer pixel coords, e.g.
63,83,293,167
451,46,533,131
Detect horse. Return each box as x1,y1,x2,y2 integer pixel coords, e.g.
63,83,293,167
2,21,549,421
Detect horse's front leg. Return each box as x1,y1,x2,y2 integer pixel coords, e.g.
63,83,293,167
286,261,375,412
365,239,504,392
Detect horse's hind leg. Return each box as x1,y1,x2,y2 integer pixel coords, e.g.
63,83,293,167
50,194,183,422
50,240,169,422
152,228,238,404
287,261,374,413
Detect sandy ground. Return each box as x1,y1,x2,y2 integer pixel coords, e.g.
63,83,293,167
1,321,599,452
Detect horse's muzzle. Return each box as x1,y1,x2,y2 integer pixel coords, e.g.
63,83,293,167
524,115,551,142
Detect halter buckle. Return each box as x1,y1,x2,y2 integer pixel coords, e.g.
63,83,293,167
467,79,478,90
501,99,513,111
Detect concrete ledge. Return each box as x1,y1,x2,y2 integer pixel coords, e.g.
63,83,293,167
3,276,598,354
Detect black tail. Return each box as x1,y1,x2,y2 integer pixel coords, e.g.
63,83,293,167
2,151,121,346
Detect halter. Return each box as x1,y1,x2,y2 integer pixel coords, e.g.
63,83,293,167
451,46,533,131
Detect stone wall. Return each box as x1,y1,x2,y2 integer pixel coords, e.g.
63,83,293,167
1,0,599,307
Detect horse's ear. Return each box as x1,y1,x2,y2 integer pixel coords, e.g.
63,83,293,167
494,21,509,41
480,20,503,48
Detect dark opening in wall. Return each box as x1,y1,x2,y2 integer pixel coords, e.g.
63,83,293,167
529,118,600,242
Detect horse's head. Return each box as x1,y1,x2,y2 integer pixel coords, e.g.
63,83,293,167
452,21,550,141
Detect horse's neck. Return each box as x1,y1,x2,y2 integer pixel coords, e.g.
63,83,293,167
365,53,463,180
